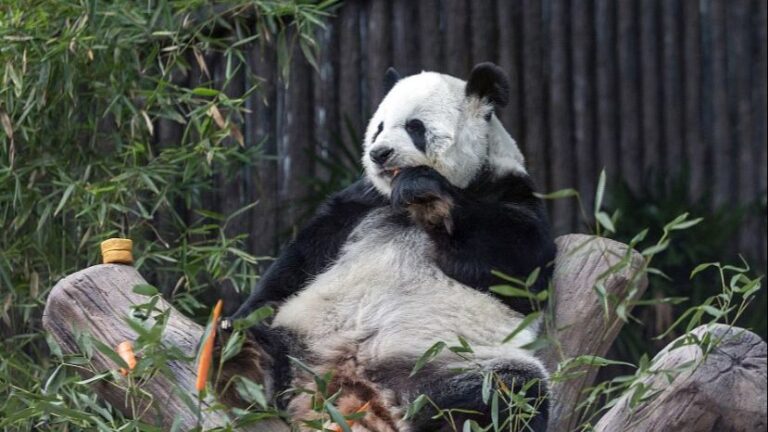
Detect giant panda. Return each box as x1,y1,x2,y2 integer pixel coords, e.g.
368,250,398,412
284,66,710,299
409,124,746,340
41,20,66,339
219,62,556,432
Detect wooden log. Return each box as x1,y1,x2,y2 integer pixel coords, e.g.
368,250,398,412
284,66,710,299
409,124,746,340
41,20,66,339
42,263,289,432
595,324,767,431
544,234,649,431
43,234,646,430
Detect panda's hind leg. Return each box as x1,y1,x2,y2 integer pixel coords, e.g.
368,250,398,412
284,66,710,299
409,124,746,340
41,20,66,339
212,324,296,408
371,359,549,432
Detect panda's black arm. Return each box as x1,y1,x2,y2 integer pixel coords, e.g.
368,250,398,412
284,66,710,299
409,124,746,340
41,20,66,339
229,179,388,321
392,166,557,314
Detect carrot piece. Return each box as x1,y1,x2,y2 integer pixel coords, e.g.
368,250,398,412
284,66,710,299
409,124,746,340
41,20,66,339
115,341,137,376
196,299,223,393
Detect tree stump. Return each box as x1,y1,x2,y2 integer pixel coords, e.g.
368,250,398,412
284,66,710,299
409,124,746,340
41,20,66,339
42,234,767,431
595,324,767,432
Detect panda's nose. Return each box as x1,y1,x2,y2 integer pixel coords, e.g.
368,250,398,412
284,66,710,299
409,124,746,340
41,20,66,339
369,147,394,166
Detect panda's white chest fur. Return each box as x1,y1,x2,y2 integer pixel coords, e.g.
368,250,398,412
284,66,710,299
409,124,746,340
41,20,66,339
273,208,536,365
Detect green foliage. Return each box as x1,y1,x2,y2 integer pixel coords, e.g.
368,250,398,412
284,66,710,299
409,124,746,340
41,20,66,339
606,173,766,365
0,0,335,429
0,1,763,429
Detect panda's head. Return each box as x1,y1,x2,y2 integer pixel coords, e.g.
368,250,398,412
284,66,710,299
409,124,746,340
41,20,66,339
363,62,527,196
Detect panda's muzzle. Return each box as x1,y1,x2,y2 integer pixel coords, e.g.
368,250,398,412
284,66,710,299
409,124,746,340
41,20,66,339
369,146,394,166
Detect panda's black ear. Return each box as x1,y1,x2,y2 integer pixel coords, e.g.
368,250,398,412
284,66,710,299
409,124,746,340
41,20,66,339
384,67,401,94
465,62,510,109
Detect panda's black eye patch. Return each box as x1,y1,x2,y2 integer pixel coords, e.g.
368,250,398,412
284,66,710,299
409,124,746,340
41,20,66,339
405,119,424,133
372,122,383,143
405,119,427,153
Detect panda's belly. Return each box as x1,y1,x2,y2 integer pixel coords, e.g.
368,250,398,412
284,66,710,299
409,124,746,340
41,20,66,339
272,209,536,364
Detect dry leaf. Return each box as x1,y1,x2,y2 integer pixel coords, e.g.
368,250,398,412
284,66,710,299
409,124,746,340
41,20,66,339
1,294,11,327
193,48,210,79
0,110,13,140
140,110,154,136
207,105,226,130
29,272,39,299
230,124,244,147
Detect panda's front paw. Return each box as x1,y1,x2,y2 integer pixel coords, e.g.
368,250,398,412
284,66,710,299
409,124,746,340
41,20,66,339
391,166,456,234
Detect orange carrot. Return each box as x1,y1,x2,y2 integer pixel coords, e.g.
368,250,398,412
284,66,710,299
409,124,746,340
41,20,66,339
196,299,223,393
115,341,137,376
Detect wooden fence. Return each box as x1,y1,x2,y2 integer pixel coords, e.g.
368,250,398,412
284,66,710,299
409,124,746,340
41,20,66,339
157,0,767,271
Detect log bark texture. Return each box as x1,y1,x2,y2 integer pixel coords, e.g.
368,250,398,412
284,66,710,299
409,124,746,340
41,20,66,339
42,263,289,432
544,234,648,431
595,324,767,432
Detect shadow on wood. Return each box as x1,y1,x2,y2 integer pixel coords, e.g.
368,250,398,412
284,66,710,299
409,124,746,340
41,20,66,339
42,234,766,431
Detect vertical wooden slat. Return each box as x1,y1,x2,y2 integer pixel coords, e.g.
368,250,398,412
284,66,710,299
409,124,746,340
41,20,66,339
154,66,188,294
217,55,249,236
617,0,642,191
313,22,339,182
683,0,703,199
661,0,684,182
496,0,524,143
594,0,619,179
418,0,443,72
754,0,768,271
366,0,391,109
444,0,471,76
640,0,662,180
337,2,362,135
709,0,731,208
198,53,221,224
548,0,575,234
728,0,754,255
275,36,315,237
571,0,595,219
470,0,497,65
247,43,279,255
391,0,420,75
522,0,548,190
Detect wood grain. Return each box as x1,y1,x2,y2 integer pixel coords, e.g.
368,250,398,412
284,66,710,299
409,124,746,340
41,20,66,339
42,263,289,431
595,324,767,432
544,234,648,431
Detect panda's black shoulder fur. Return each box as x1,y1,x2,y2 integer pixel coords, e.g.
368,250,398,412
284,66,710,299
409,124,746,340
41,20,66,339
401,165,557,314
